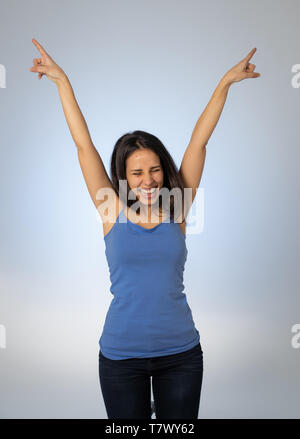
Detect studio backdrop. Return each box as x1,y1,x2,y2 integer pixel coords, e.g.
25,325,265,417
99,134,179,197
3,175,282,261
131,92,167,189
0,0,299,418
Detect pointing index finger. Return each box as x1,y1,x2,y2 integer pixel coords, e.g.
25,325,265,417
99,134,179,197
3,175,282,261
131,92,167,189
245,47,257,62
32,38,47,56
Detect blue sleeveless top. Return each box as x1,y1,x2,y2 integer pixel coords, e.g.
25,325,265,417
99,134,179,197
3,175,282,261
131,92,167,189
99,203,200,360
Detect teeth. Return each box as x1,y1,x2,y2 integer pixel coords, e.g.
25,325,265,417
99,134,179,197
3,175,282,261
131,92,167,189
141,187,156,194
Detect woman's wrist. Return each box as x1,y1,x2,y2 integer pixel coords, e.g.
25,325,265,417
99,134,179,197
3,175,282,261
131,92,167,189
55,72,69,88
219,75,232,91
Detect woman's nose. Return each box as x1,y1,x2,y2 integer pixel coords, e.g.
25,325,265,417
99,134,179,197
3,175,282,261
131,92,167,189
143,176,155,185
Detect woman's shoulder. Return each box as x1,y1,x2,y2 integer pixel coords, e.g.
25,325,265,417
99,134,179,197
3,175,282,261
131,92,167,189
100,194,124,238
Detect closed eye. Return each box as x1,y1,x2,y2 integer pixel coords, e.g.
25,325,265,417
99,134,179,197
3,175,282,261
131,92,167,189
133,169,160,175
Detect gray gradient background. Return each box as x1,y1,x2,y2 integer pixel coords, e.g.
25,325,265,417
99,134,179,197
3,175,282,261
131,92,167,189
0,0,299,418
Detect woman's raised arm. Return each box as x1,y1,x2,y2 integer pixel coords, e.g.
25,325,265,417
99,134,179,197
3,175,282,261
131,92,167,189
29,38,114,211
179,47,261,217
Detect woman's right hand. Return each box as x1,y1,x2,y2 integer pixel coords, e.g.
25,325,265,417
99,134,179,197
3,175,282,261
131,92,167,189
29,38,66,84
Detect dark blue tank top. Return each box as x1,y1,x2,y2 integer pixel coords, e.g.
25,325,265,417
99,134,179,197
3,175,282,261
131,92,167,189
99,203,200,360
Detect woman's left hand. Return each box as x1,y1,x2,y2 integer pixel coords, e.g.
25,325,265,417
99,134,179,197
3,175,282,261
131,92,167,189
222,47,261,86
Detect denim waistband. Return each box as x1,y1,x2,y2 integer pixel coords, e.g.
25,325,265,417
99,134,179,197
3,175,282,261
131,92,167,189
99,342,202,362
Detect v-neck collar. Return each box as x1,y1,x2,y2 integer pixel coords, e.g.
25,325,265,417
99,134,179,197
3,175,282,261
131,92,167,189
122,205,170,232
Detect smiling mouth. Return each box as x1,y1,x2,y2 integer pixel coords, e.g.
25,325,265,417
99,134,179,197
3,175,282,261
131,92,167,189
137,185,157,191
138,187,159,199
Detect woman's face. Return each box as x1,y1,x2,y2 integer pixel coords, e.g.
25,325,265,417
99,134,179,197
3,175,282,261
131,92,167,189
126,148,164,205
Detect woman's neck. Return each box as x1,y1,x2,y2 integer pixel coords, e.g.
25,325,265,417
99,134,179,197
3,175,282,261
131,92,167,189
139,204,161,222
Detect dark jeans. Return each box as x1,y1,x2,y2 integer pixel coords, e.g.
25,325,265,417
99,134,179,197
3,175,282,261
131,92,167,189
98,342,203,419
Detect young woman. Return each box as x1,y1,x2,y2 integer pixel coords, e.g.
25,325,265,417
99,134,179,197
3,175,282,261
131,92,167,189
29,39,260,419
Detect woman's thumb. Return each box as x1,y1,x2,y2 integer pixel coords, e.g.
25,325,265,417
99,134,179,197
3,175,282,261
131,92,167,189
248,72,261,78
29,65,48,74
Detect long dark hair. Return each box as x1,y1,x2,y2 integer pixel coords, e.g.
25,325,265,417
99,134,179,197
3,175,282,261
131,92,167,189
110,130,185,222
